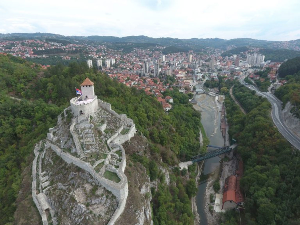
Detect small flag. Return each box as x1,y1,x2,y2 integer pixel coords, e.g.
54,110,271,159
76,88,82,95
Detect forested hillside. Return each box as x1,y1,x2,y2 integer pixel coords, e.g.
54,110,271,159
278,57,300,78
259,49,300,62
275,57,300,118
224,82,300,225
0,54,63,224
0,54,202,224
275,72,300,119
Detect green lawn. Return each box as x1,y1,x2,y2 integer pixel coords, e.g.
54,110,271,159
104,170,121,183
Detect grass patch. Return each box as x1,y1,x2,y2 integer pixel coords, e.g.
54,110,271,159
104,170,121,183
95,162,104,173
104,128,113,135
99,153,108,159
121,128,130,135
115,150,122,157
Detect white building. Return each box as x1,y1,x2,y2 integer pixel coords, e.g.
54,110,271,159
70,78,98,117
111,58,115,65
87,59,93,68
246,53,265,67
105,59,111,68
96,59,102,68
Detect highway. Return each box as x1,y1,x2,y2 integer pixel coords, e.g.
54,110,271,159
240,79,300,150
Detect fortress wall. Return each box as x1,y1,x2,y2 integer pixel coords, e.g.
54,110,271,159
112,124,137,145
119,145,126,173
46,142,128,200
107,183,128,225
39,97,136,225
70,97,98,117
107,126,124,145
32,142,48,225
69,119,83,156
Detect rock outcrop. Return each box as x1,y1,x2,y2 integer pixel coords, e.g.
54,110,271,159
32,99,136,225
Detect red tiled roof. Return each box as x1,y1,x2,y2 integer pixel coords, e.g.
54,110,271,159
81,78,94,86
222,175,237,204
223,190,236,204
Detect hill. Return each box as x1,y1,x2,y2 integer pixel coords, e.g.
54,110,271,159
259,49,300,62
278,57,300,77
2,33,300,51
0,54,203,224
275,58,300,119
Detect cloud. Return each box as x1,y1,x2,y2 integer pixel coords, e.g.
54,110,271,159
0,0,299,40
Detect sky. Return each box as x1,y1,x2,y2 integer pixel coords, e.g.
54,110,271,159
0,0,300,41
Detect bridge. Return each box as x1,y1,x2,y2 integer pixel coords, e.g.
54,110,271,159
179,144,237,170
191,144,236,163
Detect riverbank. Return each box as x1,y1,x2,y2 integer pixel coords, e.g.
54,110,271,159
193,93,237,225
193,94,223,225
193,162,204,225
204,164,221,225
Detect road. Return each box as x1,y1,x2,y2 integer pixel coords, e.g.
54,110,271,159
239,78,300,150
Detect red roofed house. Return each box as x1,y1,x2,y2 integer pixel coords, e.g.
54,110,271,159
165,96,174,103
222,159,244,210
163,103,172,112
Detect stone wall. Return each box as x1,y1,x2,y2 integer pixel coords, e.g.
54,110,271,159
112,124,137,146
32,142,49,225
69,118,83,156
45,141,128,225
107,126,124,145
35,98,136,225
70,96,98,117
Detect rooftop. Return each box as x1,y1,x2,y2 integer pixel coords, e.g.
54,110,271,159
81,77,94,86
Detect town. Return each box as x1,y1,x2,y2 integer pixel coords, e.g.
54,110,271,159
0,37,287,112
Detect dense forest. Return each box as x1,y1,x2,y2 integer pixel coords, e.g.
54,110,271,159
258,49,300,62
0,54,63,224
162,46,190,55
0,54,203,224
221,46,249,57
221,48,300,62
278,57,300,78
224,82,300,225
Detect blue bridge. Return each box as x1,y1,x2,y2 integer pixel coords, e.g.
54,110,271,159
191,144,237,163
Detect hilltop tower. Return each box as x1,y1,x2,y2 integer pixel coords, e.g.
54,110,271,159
70,78,98,117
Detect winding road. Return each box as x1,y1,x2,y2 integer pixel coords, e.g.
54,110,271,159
240,79,300,150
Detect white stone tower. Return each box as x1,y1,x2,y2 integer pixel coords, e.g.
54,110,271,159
70,78,98,117
81,78,95,100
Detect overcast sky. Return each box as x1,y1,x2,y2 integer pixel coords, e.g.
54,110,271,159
1,0,300,41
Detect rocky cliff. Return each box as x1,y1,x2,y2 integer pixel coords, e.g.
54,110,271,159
30,100,153,225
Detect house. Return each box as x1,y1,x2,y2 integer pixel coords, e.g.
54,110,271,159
165,96,174,103
163,103,172,111
222,159,244,210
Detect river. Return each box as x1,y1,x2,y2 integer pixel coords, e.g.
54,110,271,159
194,94,225,225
